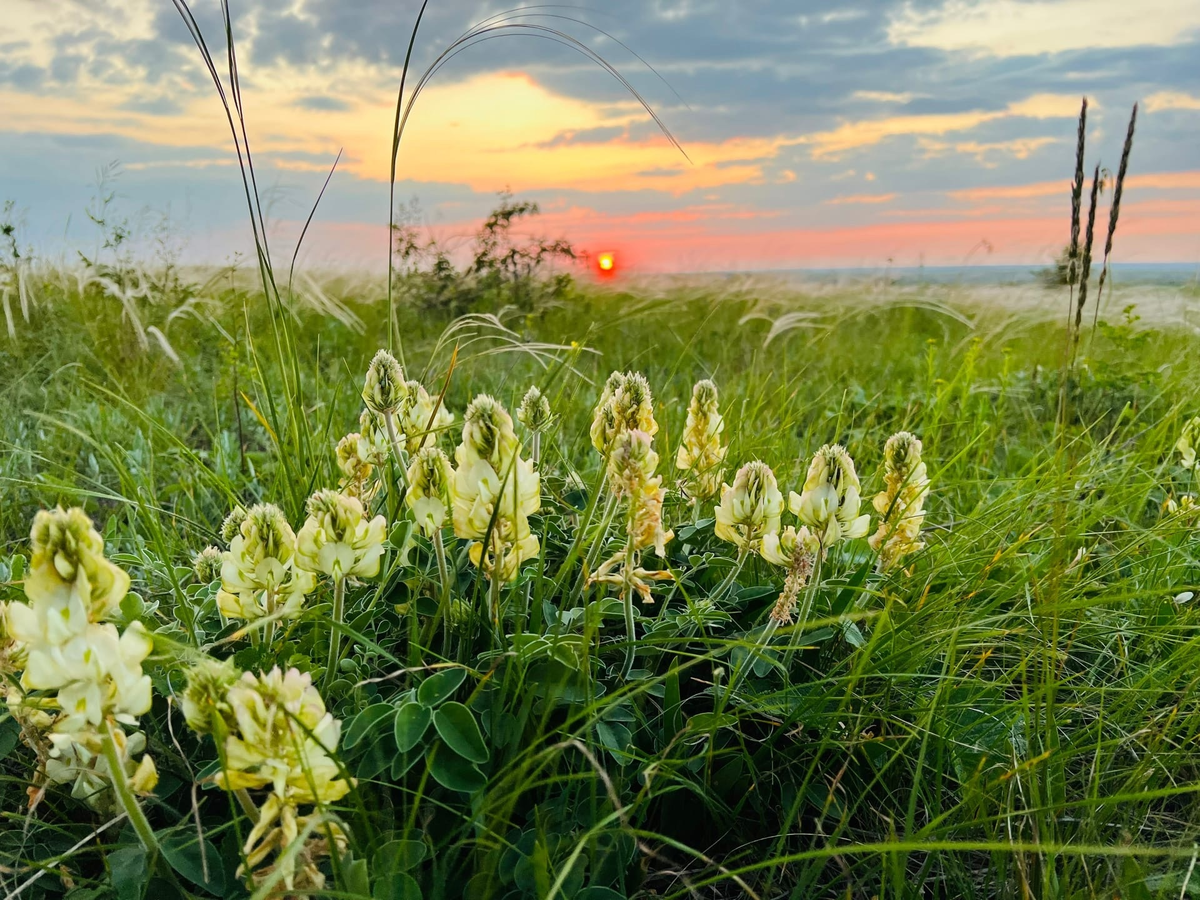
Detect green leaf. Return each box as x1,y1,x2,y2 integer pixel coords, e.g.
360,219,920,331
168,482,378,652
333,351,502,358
0,717,20,761
373,838,428,874
341,849,370,897
374,872,423,900
161,830,225,894
108,845,148,900
428,746,486,793
344,703,397,750
417,668,466,707
433,702,489,764
394,701,432,753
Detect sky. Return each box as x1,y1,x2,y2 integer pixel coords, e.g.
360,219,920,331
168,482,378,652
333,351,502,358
1,0,1199,273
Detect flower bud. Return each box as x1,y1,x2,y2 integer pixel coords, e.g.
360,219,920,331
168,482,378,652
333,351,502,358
220,506,248,545
517,385,554,432
181,656,240,735
192,546,223,583
362,349,406,414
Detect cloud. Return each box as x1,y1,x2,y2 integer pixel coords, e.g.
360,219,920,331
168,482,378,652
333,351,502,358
1145,91,1200,112
949,170,1200,201
801,93,1080,159
852,90,916,104
295,95,353,112
918,136,1059,166
888,0,1200,57
825,193,898,204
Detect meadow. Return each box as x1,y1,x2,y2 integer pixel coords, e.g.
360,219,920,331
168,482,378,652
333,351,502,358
3,231,1200,900
4,5,1200,897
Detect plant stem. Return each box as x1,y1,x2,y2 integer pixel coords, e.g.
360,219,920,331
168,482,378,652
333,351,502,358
263,587,277,648
324,576,345,689
432,529,451,655
383,410,409,488
101,721,159,861
620,537,637,678
714,548,749,599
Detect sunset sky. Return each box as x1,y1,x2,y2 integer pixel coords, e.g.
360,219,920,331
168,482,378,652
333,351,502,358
2,0,1199,272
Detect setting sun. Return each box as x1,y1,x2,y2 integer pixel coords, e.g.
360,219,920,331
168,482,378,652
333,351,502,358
597,251,616,273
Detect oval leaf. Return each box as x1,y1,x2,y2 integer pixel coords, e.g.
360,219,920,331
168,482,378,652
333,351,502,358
428,746,486,793
417,668,467,707
161,830,226,894
433,702,489,764
344,703,397,750
394,701,432,753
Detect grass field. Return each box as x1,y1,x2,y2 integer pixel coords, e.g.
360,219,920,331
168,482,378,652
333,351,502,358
3,253,1200,899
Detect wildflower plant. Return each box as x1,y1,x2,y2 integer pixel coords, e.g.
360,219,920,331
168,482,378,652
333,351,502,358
676,378,727,510
868,431,930,571
453,394,540,618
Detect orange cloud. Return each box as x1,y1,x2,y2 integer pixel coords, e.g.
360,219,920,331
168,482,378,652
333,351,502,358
825,193,898,205
950,170,1200,201
801,94,1079,159
1145,91,1200,113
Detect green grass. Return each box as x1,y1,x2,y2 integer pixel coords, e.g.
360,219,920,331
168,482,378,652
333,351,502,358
3,263,1200,900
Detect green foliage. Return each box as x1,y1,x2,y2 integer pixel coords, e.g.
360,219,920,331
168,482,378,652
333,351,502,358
3,260,1200,900
392,191,577,317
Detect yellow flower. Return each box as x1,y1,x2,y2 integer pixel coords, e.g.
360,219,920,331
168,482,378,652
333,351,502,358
217,504,315,622
790,444,870,546
361,349,407,415
868,432,930,571
676,379,726,505
357,409,392,466
452,394,541,582
406,446,456,536
760,525,819,567
45,726,157,811
590,371,657,455
458,394,520,471
42,621,154,733
295,490,387,580
8,507,130,648
714,461,784,552
335,432,379,506
216,667,352,806
398,380,454,454
608,429,674,556
1178,416,1200,470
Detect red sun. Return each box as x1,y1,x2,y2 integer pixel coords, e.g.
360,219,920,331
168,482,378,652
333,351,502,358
596,251,616,276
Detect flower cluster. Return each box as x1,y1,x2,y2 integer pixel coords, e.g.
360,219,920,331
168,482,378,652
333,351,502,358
453,395,541,583
591,371,658,456
185,662,352,893
715,461,784,554
397,379,455,455
791,444,871,547
590,429,675,603
676,379,727,506
868,432,930,571
1178,416,1200,470
217,503,316,624
407,446,457,536
3,507,157,810
295,490,387,581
